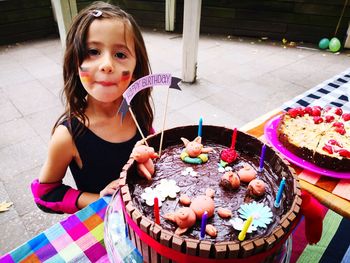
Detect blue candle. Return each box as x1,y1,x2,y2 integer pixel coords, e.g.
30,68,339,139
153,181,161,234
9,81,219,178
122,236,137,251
258,144,267,172
198,117,203,137
274,177,286,208
200,211,208,239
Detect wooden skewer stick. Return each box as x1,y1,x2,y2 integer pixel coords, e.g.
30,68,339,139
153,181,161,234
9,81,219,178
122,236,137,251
159,87,170,156
129,107,149,146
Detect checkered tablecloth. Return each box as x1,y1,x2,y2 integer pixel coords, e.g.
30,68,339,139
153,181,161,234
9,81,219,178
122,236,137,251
0,197,111,263
283,68,350,112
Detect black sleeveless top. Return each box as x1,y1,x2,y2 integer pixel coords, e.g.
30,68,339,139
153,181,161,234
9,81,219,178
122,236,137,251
62,118,143,193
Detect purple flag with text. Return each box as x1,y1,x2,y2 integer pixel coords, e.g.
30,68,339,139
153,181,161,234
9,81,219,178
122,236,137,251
118,73,181,120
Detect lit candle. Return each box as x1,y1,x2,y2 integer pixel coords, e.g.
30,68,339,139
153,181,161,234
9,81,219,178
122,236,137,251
258,144,267,172
154,197,160,224
198,117,203,137
238,216,253,241
231,128,237,149
200,211,208,239
274,177,286,208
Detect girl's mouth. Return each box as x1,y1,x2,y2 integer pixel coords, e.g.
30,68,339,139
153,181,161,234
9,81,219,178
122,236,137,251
96,81,116,86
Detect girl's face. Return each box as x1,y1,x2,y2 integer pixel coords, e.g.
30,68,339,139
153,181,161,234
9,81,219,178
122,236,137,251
79,18,136,103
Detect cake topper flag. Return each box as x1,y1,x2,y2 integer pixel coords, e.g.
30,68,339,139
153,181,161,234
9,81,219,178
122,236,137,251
118,73,181,146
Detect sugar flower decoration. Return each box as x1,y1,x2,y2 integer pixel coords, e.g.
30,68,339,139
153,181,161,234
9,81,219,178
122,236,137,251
181,167,198,177
238,201,272,228
155,179,180,198
141,179,180,206
230,217,257,233
218,164,233,173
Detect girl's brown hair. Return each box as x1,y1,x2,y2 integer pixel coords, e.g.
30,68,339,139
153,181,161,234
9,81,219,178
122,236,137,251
54,1,153,137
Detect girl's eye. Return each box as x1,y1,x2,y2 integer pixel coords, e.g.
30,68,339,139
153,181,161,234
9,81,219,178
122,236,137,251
87,49,100,56
115,52,127,59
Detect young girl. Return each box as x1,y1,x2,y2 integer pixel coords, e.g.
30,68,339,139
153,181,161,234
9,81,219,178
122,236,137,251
31,1,154,214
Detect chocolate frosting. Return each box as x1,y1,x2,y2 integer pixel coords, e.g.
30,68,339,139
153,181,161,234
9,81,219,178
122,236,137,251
127,126,297,242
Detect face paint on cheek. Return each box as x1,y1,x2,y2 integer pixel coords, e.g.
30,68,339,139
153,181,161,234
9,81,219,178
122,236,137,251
120,70,131,82
79,66,91,84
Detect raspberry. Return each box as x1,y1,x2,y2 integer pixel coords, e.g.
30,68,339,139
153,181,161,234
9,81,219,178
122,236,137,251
334,108,343,116
220,148,238,163
328,139,342,147
342,113,350,122
335,127,346,135
304,106,313,115
324,106,332,112
322,145,333,154
288,108,299,118
311,107,321,116
313,116,323,124
325,115,335,123
333,122,344,128
337,149,350,158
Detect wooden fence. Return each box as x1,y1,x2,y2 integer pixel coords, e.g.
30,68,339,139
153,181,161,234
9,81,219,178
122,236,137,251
1,0,349,46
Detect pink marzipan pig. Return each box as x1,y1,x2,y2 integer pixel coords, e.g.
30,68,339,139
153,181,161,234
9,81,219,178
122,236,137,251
181,136,213,157
131,145,158,180
164,191,216,236
163,207,196,235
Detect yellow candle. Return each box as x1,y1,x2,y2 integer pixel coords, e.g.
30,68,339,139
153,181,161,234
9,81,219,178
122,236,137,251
238,216,253,241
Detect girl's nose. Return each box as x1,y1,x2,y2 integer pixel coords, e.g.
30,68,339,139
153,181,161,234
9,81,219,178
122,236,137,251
99,56,114,73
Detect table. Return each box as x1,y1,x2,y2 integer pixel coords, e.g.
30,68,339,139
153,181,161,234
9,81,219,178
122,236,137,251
2,68,350,263
241,67,350,219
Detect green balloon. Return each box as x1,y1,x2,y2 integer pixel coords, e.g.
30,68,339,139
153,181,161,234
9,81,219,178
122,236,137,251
329,37,341,52
318,38,329,49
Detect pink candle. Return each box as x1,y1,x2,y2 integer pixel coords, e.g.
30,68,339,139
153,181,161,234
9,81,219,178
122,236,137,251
154,197,160,224
231,128,237,149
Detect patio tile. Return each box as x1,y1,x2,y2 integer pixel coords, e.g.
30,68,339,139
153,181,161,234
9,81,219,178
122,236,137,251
0,216,30,255
0,182,18,224
2,79,60,116
25,105,63,143
0,101,22,124
0,135,46,180
0,118,37,149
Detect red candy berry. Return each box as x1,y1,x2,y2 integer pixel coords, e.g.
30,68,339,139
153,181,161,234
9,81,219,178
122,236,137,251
342,113,350,122
322,145,333,154
325,115,335,123
220,148,238,163
313,116,323,124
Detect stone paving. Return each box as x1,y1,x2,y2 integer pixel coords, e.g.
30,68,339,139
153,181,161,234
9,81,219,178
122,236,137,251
0,29,349,255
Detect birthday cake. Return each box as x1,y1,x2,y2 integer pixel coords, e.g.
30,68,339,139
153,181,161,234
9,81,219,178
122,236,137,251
278,106,350,171
116,125,301,261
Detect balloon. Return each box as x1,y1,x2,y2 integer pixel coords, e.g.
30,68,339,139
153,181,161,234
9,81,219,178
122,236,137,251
329,37,341,52
318,38,329,49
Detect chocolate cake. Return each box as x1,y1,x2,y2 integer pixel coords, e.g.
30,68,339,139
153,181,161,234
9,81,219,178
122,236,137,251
117,125,301,261
278,106,350,171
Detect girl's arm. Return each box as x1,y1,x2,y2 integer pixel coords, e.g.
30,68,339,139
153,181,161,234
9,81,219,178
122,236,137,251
32,125,98,213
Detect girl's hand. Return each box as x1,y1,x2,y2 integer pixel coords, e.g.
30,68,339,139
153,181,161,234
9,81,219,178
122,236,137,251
100,179,120,197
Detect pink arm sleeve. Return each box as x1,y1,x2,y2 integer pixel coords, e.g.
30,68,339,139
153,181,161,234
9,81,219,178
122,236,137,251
31,179,82,214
